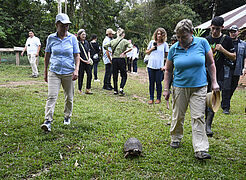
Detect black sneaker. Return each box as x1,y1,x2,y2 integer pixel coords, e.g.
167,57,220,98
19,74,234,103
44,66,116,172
222,109,230,115
64,117,70,125
195,151,211,160
114,91,118,95
170,142,180,149
119,90,125,96
41,120,51,132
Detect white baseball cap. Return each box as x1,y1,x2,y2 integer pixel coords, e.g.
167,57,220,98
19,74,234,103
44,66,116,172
55,13,71,24
106,28,116,35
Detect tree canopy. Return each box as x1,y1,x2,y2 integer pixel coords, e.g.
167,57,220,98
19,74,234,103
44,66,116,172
0,0,245,54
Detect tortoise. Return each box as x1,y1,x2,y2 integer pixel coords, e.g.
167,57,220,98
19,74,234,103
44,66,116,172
124,137,142,158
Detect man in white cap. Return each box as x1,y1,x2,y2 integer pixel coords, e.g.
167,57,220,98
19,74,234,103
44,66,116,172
228,25,246,110
21,30,41,78
102,28,116,90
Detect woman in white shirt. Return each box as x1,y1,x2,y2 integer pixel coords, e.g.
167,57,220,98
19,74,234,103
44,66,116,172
132,44,139,73
146,28,169,104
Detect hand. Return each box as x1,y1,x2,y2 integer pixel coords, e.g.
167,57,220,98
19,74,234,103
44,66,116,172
21,52,24,56
211,82,220,91
163,90,170,101
120,53,126,58
72,69,78,81
36,53,39,57
160,66,165,71
44,72,48,82
86,60,90,65
215,44,223,52
242,68,246,76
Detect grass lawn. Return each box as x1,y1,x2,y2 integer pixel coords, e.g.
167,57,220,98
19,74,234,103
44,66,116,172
0,57,245,179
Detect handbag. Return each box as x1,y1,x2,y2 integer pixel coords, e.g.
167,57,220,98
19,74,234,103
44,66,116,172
93,53,98,59
90,42,99,61
80,42,93,65
144,54,149,64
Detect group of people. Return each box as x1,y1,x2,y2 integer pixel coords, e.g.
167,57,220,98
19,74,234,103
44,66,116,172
23,13,245,160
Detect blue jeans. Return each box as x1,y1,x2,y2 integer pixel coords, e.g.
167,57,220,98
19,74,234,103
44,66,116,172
148,68,163,100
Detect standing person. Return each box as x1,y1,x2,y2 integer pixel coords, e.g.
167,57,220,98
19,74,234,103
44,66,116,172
163,19,220,159
21,30,41,78
205,16,236,136
41,13,80,132
90,34,101,82
102,28,115,90
228,25,246,109
126,40,133,72
104,28,133,96
77,29,93,95
146,28,169,104
132,44,139,74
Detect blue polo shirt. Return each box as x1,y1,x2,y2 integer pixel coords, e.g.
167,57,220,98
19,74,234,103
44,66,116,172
45,32,80,75
168,36,211,87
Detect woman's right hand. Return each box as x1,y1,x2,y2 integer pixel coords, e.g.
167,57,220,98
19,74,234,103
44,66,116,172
163,89,170,101
44,71,48,82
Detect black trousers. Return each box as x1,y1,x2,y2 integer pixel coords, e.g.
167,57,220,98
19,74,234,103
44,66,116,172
127,57,132,72
78,62,92,90
103,63,113,88
222,69,240,111
112,58,127,92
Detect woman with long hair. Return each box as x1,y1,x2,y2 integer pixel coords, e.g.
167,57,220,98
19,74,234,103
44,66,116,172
146,28,169,104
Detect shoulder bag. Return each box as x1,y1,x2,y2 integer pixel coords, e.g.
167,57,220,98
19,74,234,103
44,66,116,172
112,38,123,56
80,42,93,65
90,42,99,61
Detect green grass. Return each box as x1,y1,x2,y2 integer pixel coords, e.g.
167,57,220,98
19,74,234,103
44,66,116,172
0,57,245,179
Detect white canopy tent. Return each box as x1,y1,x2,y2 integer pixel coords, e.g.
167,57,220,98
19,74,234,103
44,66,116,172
196,4,246,30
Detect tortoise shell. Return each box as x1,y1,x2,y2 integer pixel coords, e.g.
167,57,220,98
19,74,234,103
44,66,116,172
124,137,142,157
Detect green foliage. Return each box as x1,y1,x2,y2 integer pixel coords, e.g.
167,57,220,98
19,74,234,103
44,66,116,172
185,0,246,22
157,4,201,39
193,28,206,37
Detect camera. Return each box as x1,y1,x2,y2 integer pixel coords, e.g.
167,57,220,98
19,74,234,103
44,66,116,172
153,42,157,50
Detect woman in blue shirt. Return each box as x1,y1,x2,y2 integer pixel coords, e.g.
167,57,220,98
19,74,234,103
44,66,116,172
163,19,219,160
146,28,169,104
41,13,80,132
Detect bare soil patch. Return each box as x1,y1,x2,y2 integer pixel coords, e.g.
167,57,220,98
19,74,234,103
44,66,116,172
0,81,45,87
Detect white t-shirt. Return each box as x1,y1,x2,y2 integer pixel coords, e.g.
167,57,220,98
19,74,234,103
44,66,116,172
25,36,41,54
126,50,133,58
147,40,169,69
132,47,139,59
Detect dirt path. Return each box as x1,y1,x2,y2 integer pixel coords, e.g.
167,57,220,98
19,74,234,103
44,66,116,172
0,81,45,87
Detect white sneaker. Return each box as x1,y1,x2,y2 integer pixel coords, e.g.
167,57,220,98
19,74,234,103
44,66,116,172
41,120,51,132
94,79,100,82
64,117,71,125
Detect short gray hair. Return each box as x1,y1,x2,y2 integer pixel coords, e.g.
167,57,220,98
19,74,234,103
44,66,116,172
174,19,194,34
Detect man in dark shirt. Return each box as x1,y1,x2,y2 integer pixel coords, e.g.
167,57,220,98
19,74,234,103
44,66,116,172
205,16,236,136
229,25,246,110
